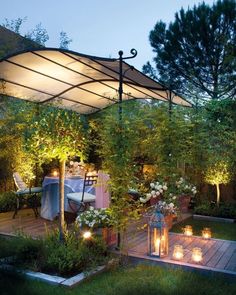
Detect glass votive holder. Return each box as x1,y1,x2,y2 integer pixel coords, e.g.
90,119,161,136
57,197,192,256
183,225,193,236
202,227,211,239
173,244,184,260
192,247,203,263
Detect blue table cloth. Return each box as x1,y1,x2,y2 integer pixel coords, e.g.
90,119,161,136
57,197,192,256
41,176,94,220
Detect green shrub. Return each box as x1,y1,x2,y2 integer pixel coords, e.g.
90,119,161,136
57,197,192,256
0,192,16,212
41,228,107,276
0,226,108,276
194,201,236,219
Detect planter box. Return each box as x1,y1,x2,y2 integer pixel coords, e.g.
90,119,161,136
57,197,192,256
193,214,235,223
0,263,106,288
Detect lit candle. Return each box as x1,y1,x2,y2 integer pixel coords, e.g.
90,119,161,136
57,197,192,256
173,244,184,260
52,170,58,177
184,225,193,236
202,227,211,239
154,238,161,255
192,247,202,262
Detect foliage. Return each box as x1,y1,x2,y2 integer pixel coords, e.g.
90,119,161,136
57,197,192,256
144,0,236,103
194,201,236,219
92,104,144,238
59,31,73,49
0,227,108,277
25,106,87,163
0,192,17,212
0,98,39,188
42,228,107,276
76,207,114,228
2,17,27,34
25,23,49,46
140,176,197,205
204,161,232,186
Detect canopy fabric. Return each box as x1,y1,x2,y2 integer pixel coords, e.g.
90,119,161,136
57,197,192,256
0,48,191,114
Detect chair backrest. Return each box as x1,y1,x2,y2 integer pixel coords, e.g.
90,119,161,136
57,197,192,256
13,172,27,191
81,173,98,202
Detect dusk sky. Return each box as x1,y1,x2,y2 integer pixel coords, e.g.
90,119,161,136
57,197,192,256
2,0,216,70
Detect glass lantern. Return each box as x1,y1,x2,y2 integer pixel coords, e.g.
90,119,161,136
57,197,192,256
148,210,169,258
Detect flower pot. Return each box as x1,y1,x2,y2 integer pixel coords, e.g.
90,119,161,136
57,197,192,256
164,214,173,229
95,227,117,247
178,195,191,213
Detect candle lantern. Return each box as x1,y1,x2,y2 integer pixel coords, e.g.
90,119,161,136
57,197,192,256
148,209,169,258
192,247,203,262
52,169,59,177
173,244,184,260
202,227,211,239
183,225,193,236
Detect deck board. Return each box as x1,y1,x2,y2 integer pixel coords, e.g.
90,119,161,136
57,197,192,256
126,226,236,276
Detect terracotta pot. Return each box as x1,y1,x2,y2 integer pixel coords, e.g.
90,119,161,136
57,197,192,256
178,195,191,213
164,214,173,229
95,227,117,247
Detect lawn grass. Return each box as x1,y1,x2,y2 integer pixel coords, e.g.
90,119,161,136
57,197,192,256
171,217,236,241
0,264,236,295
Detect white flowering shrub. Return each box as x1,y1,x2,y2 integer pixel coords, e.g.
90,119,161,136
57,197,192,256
139,177,197,215
140,181,168,203
156,200,177,215
175,177,197,195
76,207,113,228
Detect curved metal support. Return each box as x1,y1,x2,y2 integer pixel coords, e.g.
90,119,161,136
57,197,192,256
118,49,138,121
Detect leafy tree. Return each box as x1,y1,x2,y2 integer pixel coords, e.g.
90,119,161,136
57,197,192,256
204,160,232,206
25,23,49,46
0,97,38,190
144,0,236,103
2,17,27,34
25,106,87,240
59,31,72,49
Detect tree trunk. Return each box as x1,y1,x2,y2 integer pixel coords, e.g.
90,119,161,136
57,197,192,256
59,159,66,241
216,183,220,207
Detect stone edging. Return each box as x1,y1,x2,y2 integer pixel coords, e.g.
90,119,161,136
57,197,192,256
193,214,235,223
0,263,106,288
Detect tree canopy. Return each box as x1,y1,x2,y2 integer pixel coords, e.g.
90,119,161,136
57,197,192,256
143,0,236,104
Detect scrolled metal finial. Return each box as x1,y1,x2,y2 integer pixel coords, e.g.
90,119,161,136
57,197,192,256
118,48,138,60
130,48,137,58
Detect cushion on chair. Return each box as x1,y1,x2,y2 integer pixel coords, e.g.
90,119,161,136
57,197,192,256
16,187,43,195
67,192,96,203
13,172,27,190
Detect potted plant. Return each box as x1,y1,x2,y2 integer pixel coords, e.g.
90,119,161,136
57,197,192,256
175,177,197,213
76,207,117,246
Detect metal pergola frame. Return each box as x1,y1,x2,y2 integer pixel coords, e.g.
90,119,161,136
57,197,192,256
0,47,192,115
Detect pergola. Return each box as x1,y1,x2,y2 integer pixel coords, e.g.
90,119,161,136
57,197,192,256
0,48,191,113
0,47,191,240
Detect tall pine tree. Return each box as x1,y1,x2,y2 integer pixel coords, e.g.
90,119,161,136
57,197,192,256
143,0,236,104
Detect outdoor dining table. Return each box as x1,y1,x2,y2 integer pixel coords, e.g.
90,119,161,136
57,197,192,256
40,175,94,220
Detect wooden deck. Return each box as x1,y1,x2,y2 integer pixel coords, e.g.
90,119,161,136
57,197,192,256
0,209,58,237
0,209,235,277
126,228,236,277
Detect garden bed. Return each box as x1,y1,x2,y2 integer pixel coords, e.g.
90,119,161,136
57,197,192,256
193,214,235,223
0,263,106,288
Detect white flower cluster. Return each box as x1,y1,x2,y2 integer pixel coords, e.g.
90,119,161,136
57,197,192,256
176,177,197,195
140,181,168,203
156,200,177,215
76,206,111,228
